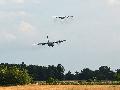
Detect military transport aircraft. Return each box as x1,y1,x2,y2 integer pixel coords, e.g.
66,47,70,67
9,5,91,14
35,36,66,47
55,16,74,19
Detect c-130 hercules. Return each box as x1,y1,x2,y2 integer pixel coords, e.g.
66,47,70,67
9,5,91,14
36,36,66,47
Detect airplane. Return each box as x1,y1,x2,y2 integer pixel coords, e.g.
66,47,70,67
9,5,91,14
58,16,66,19
36,36,66,47
55,16,74,19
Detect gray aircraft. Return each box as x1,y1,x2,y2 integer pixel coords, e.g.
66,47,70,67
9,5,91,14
36,36,66,47
55,16,73,19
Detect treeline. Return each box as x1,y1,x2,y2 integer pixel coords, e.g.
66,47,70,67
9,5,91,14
1,62,120,82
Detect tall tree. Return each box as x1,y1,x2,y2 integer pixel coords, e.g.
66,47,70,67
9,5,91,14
56,64,65,80
95,66,115,80
65,71,75,80
79,68,94,80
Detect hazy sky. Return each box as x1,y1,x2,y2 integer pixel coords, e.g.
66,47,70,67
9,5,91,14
0,0,120,72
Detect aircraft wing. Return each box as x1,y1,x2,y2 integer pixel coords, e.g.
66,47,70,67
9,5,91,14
37,42,47,45
54,40,66,44
63,40,66,41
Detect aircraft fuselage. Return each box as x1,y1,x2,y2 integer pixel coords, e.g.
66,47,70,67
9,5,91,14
47,42,54,47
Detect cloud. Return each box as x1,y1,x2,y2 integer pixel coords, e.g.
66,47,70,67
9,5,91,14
0,0,42,5
0,31,16,43
0,0,25,4
0,21,38,45
11,0,24,4
19,21,34,33
107,0,120,5
0,11,27,19
0,0,5,4
19,21,39,39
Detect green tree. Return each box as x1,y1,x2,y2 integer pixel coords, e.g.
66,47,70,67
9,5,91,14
56,64,65,80
95,66,115,80
0,65,32,85
115,69,120,81
65,71,75,80
79,68,94,80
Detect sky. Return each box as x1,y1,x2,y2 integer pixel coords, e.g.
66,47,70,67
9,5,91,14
0,0,120,72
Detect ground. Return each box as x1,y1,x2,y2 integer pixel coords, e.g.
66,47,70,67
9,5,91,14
0,85,120,90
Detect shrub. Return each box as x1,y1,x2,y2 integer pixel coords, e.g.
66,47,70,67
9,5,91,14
46,77,58,84
0,66,32,86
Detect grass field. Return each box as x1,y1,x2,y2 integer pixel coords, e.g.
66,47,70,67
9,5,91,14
0,85,120,90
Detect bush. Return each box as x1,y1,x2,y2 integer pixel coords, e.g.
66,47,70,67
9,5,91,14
46,77,58,84
0,66,32,86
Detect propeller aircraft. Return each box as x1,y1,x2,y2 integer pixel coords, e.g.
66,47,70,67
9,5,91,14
35,36,66,47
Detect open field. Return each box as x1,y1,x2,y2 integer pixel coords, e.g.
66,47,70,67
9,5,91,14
0,85,120,90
